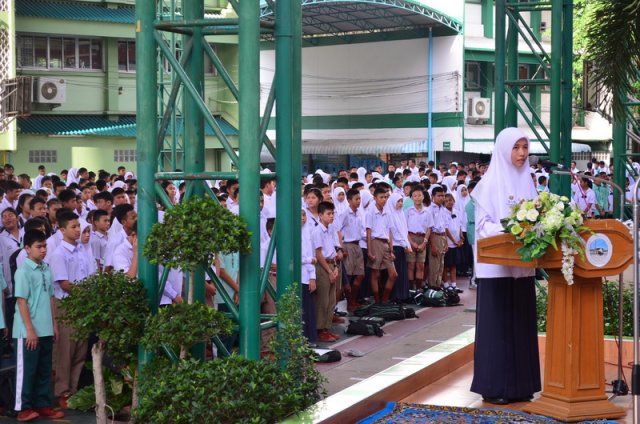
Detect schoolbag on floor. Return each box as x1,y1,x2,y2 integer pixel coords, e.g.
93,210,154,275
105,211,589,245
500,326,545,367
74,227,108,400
421,288,446,307
345,320,384,337
367,304,417,321
443,288,461,306
357,316,386,327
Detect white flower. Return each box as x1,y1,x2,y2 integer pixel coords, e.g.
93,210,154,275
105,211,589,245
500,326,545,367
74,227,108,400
526,208,539,222
516,209,528,221
561,241,577,285
555,202,564,211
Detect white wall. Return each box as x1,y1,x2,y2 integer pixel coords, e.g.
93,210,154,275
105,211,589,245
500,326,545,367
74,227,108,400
260,36,463,117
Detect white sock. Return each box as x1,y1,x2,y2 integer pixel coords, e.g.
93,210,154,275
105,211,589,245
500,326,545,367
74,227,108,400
444,282,451,288
451,282,457,288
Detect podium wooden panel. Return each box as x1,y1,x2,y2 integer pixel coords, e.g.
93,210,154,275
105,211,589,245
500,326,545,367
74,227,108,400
477,220,631,422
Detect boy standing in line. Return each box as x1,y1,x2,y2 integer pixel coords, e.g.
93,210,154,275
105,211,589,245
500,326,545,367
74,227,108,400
90,209,110,271
49,211,91,409
334,188,365,313
312,202,343,343
366,187,398,303
428,186,448,289
405,187,432,290
13,230,64,422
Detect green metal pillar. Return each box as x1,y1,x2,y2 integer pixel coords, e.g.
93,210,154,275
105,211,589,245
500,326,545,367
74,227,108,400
480,62,494,125
135,0,159,368
183,0,206,360
549,0,562,166
494,0,506,135
275,0,294,298
238,0,262,360
506,13,518,127
559,0,573,197
292,0,302,285
481,0,494,39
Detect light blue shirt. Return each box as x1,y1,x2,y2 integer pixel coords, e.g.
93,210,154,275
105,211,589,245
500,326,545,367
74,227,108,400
12,258,54,338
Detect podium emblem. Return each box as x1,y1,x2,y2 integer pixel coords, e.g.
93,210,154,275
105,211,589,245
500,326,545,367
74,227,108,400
585,234,613,268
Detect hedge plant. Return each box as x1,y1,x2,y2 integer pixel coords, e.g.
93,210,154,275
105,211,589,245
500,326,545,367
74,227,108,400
61,272,149,424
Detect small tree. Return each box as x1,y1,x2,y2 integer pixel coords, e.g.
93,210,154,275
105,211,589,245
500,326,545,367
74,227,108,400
60,272,149,424
144,196,251,303
142,302,232,359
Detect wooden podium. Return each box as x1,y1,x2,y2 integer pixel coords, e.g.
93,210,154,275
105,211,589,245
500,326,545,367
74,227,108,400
477,219,632,422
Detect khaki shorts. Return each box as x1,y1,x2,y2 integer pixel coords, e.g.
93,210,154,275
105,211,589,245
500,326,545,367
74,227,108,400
406,233,427,263
368,238,395,271
343,242,365,276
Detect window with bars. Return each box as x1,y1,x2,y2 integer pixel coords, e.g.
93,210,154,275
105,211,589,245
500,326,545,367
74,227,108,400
118,40,136,72
114,149,137,162
29,150,57,163
17,34,103,71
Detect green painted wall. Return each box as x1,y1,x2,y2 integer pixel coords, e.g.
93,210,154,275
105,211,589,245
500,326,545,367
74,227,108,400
11,135,238,175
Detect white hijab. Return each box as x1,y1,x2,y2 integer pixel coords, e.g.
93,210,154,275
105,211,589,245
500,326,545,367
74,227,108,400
358,188,373,213
471,127,538,220
331,187,348,215
66,167,80,186
441,175,456,192
384,192,409,247
356,167,367,184
455,184,470,213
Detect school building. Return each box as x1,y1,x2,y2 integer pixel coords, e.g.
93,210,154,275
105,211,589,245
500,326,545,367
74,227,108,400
0,0,612,175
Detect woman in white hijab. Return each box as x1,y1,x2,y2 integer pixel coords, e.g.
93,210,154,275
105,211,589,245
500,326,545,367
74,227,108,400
385,192,411,302
441,175,457,193
470,127,541,405
66,167,80,186
331,187,348,216
356,167,367,184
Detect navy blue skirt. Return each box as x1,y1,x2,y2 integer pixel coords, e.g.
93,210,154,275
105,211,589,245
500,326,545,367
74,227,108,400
470,276,541,399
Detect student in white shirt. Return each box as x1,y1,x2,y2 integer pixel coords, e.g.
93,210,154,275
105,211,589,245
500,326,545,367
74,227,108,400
89,209,110,271
300,209,317,344
0,181,22,215
572,176,596,218
104,204,137,273
365,187,397,304
443,194,464,292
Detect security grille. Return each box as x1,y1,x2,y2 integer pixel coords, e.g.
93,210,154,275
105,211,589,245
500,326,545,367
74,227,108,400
0,27,11,132
0,0,8,12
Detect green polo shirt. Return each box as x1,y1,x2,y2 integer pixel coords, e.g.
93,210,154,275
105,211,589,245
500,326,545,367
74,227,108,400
12,258,55,339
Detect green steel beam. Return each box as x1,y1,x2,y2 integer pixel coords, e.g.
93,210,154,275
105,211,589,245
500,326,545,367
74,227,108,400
613,99,627,216
238,0,262,360
135,0,159,370
481,0,493,38
494,0,506,134
558,0,573,197
275,0,295,299
506,9,518,127
155,171,276,180
292,0,303,287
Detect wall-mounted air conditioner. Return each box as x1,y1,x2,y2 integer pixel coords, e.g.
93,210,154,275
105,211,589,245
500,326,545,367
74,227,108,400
35,77,66,104
467,97,491,124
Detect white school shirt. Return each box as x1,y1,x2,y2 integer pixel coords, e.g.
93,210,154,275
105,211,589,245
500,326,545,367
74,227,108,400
262,192,276,219
429,204,448,233
445,209,463,249
90,231,108,269
405,205,433,234
311,223,338,260
44,231,63,264
301,225,316,285
0,197,17,216
112,237,134,273
104,228,127,268
334,208,365,243
260,234,277,268
50,240,93,299
365,207,391,240
159,266,183,305
573,187,596,218
0,229,20,293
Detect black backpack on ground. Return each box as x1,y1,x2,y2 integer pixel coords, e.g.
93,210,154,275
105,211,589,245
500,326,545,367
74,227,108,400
443,288,461,306
366,303,417,321
421,288,447,307
345,320,384,337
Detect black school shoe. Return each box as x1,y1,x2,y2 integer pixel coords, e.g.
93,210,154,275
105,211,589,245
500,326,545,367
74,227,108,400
482,397,510,405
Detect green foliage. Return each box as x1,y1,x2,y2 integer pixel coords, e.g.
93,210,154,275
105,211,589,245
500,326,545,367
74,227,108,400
60,272,149,365
536,280,633,337
67,366,133,414
270,282,326,407
584,0,640,120
142,302,233,356
134,356,308,424
143,196,251,271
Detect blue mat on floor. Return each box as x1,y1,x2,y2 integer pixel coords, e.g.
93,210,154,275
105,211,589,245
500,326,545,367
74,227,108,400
357,402,618,423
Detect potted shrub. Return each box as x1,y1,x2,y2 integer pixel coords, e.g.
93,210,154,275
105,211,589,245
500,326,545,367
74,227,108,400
60,272,149,424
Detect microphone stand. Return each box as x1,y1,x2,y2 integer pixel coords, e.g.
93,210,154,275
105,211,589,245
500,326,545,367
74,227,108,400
550,169,629,400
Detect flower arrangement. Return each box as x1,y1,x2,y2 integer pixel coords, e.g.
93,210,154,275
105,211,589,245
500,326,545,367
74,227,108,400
503,191,591,284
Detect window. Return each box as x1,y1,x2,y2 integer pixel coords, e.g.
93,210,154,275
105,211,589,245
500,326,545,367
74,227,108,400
465,62,481,90
118,40,136,72
159,40,219,75
29,150,57,163
114,149,137,162
17,34,103,71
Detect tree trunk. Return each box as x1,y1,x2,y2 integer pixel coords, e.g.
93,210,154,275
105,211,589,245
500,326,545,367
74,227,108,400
92,340,108,424
130,370,138,423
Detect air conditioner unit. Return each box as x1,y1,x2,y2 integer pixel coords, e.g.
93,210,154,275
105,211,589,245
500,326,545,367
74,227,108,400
35,77,66,104
467,97,491,123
